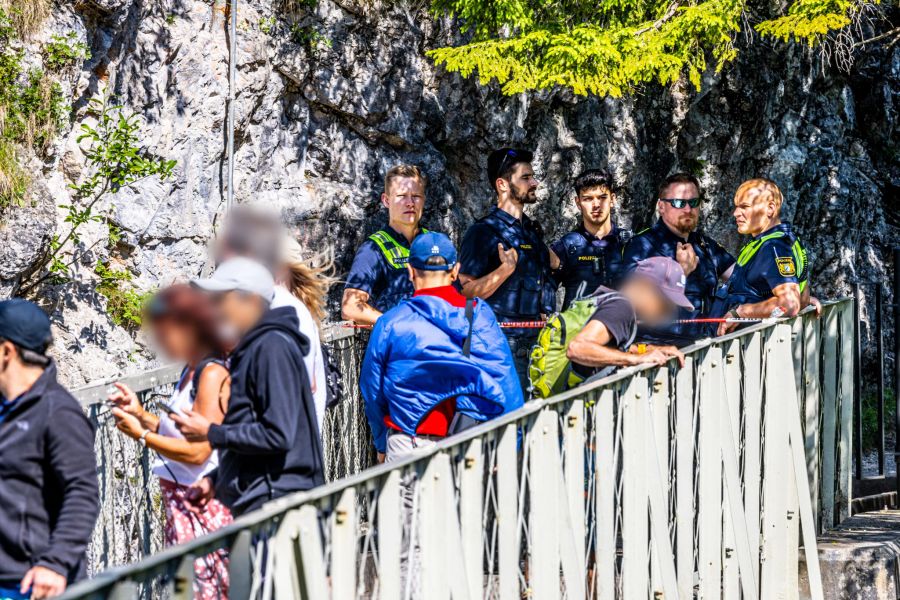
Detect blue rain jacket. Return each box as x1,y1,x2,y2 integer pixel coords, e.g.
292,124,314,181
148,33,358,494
361,294,525,453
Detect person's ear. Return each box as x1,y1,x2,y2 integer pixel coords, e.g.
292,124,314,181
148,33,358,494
406,264,416,283
610,192,617,207
495,177,509,195
656,199,664,216
0,340,13,371
450,263,461,281
381,192,390,210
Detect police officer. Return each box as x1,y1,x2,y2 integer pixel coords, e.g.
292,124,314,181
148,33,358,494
342,164,432,325
550,169,630,310
458,148,554,389
622,173,735,346
714,178,810,336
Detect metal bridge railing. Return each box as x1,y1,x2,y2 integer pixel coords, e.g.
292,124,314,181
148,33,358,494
64,299,854,599
72,326,372,577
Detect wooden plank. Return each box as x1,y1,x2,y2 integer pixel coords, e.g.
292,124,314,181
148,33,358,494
838,303,855,523
331,489,358,600
420,455,450,600
722,339,742,600
459,438,484,600
596,389,616,600
564,398,586,561
698,348,723,599
761,330,790,599
622,376,650,599
377,471,402,600
650,369,670,598
803,313,822,533
675,356,695,599
776,324,826,600
529,409,561,600
497,423,519,600
743,332,763,583
820,307,840,529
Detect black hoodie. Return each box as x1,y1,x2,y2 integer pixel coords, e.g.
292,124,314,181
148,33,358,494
0,362,98,585
207,307,325,515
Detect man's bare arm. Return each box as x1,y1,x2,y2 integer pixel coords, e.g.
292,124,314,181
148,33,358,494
341,288,382,325
567,320,673,369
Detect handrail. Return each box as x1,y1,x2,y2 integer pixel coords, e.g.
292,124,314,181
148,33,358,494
71,324,359,406
61,299,848,598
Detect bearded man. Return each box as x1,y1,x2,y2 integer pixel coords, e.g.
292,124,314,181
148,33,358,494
458,148,555,391
621,173,735,346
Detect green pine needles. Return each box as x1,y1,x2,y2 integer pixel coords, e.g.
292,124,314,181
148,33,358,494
428,0,878,96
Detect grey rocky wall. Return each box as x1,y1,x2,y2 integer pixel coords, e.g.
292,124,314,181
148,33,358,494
2,0,898,386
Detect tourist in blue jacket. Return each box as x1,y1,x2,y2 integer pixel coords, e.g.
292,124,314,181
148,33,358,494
361,232,524,462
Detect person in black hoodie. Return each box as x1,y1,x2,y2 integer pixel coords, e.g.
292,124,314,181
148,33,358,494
0,300,98,600
172,257,325,516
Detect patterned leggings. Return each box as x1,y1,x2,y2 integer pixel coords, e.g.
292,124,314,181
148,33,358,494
161,479,233,600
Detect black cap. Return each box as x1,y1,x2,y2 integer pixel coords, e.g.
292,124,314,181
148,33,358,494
0,299,52,354
487,147,533,187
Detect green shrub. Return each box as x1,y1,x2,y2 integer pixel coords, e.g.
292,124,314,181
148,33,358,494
94,260,153,330
0,140,28,208
43,32,90,72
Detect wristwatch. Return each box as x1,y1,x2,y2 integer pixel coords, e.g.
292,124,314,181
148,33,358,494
139,430,151,447
728,307,741,319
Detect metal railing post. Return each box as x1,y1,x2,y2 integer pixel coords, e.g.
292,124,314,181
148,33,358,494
876,284,885,476
893,248,900,500
853,283,863,481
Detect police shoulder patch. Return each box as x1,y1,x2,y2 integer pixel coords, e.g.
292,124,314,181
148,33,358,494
775,256,796,277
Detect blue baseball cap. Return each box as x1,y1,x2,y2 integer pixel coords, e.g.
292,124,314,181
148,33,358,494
409,232,458,271
0,299,52,354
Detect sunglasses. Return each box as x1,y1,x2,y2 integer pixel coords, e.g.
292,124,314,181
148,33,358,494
495,149,529,180
660,197,701,209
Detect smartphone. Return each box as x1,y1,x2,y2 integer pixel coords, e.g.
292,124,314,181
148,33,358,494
156,400,181,415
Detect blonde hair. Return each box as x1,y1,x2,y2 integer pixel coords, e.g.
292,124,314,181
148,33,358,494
281,237,337,326
384,164,427,194
736,178,783,211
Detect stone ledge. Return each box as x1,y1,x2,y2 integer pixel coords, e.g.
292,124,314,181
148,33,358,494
801,510,900,600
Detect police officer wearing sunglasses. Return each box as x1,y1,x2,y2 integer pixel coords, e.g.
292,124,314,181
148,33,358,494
458,148,555,391
621,173,735,346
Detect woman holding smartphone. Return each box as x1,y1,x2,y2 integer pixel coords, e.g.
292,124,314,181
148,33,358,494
108,284,232,600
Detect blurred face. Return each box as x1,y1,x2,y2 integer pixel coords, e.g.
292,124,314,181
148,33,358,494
382,177,425,227
657,182,700,236
733,186,777,236
212,291,267,345
499,163,539,205
577,185,615,229
621,277,675,323
151,319,196,362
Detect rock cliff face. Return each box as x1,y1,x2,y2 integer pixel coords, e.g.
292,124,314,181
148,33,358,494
2,0,897,386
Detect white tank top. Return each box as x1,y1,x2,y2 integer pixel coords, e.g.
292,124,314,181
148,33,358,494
151,371,219,486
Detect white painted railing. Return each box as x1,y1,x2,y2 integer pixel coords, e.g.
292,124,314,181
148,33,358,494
62,299,854,599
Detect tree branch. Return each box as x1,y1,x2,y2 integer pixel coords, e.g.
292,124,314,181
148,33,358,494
634,1,682,36
851,25,900,48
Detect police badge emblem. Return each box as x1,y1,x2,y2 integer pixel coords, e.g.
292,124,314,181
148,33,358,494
775,256,796,277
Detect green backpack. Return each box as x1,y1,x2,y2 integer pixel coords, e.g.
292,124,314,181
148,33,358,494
528,292,624,399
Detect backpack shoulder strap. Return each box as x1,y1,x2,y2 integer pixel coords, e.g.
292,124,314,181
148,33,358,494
462,299,475,357
190,357,227,401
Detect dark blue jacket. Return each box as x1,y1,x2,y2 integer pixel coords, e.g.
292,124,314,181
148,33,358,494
207,307,325,516
459,208,554,326
360,295,524,453
622,220,734,345
551,224,629,310
0,362,98,585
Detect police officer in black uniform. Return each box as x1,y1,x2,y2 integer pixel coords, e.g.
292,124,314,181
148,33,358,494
622,173,735,346
342,164,433,325
550,169,630,310
458,148,555,390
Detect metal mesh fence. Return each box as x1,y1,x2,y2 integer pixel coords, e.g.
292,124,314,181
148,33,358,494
75,326,374,577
